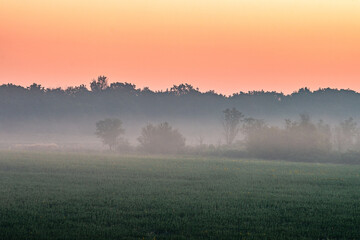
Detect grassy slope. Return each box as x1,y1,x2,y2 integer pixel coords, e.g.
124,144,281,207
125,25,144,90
0,151,359,240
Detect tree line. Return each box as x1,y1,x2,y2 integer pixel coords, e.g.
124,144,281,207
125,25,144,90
96,108,360,164
95,119,185,154
2,75,360,123
2,75,360,163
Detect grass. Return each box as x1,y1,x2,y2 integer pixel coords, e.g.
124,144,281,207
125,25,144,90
0,151,360,239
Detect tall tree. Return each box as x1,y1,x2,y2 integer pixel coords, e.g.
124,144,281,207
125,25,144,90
335,117,358,152
222,108,244,145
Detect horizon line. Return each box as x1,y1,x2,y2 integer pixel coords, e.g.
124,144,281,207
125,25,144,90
2,80,359,97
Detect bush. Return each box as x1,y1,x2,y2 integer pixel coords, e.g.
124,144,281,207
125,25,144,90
242,114,332,160
138,122,185,154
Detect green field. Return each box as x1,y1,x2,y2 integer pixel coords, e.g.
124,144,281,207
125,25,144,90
0,151,359,239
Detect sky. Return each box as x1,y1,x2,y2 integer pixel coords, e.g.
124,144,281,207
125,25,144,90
1,0,360,94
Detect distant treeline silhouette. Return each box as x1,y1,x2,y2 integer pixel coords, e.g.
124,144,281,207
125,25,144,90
1,75,360,122
93,111,360,164
2,76,360,163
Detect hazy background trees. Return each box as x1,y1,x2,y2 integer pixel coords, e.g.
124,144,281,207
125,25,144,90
334,117,359,152
95,118,125,151
2,76,360,162
222,108,244,145
138,122,185,154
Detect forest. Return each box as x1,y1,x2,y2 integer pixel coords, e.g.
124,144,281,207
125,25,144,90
1,76,360,163
1,76,360,122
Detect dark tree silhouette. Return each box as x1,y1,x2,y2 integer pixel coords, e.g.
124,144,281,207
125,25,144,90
2,80,360,125
138,122,185,153
170,83,200,96
222,108,244,145
95,118,124,151
28,83,45,93
90,76,108,92
65,84,88,96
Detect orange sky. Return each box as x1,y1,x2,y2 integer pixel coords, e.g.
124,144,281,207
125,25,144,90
1,0,360,94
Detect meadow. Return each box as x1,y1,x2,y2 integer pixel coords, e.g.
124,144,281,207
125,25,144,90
0,151,359,239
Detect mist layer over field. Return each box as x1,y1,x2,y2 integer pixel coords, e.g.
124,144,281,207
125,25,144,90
1,81,360,162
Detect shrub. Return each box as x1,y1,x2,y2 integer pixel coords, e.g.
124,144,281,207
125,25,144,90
138,122,185,154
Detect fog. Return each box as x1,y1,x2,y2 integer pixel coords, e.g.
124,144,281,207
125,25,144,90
1,80,360,163
0,116,224,149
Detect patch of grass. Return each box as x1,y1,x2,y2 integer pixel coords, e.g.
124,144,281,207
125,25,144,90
0,151,360,239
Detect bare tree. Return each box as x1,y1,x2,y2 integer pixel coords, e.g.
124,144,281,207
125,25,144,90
222,108,244,145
